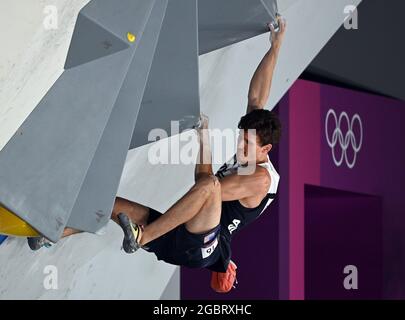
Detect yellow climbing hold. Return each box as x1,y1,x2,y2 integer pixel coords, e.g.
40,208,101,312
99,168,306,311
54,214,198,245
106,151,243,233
127,32,136,43
0,206,39,237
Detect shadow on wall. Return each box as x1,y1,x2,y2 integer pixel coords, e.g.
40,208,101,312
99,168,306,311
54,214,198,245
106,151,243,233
305,185,382,299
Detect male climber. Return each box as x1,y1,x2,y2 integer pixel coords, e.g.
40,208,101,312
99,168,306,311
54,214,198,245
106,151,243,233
28,17,286,278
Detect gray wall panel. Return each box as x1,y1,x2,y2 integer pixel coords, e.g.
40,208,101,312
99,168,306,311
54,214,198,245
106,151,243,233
198,0,278,55
64,13,129,69
130,0,200,149
0,1,155,242
67,0,168,232
80,0,155,44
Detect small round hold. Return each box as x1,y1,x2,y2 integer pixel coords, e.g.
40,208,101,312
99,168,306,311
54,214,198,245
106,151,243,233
127,32,136,43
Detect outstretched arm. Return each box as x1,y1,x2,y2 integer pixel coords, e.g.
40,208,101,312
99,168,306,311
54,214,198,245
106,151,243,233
195,114,213,181
247,16,286,114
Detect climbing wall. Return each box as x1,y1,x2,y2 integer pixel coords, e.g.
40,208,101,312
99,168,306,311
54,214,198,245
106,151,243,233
0,0,361,299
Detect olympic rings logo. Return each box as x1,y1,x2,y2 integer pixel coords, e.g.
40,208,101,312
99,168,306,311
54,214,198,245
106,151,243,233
325,109,363,169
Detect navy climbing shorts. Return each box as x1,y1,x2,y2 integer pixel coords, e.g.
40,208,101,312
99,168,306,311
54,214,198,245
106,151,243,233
142,208,221,269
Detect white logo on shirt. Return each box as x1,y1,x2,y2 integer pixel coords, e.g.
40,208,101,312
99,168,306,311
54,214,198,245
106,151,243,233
228,219,241,234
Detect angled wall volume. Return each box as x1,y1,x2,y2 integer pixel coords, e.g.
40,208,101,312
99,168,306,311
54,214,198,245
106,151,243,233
64,13,129,69
130,0,279,149
0,0,158,242
67,0,169,232
198,0,278,55
130,0,200,149
0,0,280,241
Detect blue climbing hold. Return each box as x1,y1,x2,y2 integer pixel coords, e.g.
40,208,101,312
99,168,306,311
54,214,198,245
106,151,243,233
0,235,7,245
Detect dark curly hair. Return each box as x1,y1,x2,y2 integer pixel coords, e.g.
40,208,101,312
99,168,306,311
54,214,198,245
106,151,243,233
238,109,281,146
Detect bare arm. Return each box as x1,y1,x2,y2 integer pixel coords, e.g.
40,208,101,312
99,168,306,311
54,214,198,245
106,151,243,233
195,114,213,181
247,17,286,114
220,167,271,206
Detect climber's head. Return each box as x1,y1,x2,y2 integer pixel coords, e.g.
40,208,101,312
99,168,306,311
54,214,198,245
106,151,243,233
236,109,281,164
